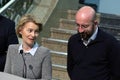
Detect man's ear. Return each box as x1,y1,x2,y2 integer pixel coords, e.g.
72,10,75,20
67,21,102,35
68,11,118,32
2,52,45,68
94,20,98,25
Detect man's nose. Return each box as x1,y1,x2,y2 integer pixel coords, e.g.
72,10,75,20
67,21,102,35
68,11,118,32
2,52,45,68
78,27,85,33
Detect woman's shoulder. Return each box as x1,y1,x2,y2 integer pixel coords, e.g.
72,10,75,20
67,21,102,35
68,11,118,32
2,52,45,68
38,45,49,50
7,44,20,55
9,44,19,47
36,46,50,55
8,44,20,49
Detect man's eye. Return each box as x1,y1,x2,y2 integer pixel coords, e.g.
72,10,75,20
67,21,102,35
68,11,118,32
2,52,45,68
76,23,89,28
35,30,39,34
76,24,79,26
82,25,89,28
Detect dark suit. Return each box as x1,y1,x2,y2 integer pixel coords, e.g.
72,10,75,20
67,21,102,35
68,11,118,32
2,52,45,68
67,28,120,80
0,15,18,71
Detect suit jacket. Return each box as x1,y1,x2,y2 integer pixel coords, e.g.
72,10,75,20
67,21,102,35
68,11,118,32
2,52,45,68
4,44,52,80
0,15,18,71
67,28,120,80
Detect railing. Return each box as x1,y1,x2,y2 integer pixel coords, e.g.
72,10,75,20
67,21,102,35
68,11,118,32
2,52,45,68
0,0,10,8
0,0,15,13
0,0,33,23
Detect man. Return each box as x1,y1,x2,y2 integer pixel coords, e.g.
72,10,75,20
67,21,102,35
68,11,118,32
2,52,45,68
0,15,18,71
67,6,120,80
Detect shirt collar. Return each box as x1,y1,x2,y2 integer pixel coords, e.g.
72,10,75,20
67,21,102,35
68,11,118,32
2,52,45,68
89,27,98,41
82,27,98,46
18,42,39,56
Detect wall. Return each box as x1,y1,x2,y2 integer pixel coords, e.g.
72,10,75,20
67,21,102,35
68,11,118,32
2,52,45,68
85,0,99,6
98,0,120,15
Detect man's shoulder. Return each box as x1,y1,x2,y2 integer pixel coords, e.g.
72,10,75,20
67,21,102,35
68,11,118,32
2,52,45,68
0,15,14,24
98,28,119,43
69,33,80,41
99,29,116,39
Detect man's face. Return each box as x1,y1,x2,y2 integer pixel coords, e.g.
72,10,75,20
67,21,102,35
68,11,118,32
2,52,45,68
75,6,98,41
76,19,96,41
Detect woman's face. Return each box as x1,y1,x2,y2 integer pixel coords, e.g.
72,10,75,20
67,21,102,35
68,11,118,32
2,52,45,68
19,22,39,47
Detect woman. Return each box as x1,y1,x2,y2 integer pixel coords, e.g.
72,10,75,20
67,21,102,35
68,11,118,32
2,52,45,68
4,14,52,80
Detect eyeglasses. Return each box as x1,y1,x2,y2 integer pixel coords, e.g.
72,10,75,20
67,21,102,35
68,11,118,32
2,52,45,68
76,22,94,29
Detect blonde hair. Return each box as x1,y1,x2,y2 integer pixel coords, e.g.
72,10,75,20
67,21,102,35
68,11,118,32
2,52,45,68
16,14,42,38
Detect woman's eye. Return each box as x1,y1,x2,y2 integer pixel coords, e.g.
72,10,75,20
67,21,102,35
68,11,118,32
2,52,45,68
27,29,32,33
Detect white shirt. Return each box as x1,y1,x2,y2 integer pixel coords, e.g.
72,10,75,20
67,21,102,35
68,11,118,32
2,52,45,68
18,42,39,56
83,27,98,46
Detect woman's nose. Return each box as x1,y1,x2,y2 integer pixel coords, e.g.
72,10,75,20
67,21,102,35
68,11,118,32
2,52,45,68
31,32,36,37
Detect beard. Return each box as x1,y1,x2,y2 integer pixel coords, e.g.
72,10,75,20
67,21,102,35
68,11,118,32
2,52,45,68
78,30,94,41
80,32,91,40
78,24,96,41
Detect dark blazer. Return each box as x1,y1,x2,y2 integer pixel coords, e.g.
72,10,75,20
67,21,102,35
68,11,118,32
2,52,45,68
0,15,18,71
67,28,120,80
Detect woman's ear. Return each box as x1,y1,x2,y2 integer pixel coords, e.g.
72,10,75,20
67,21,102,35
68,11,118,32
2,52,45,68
19,27,23,34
